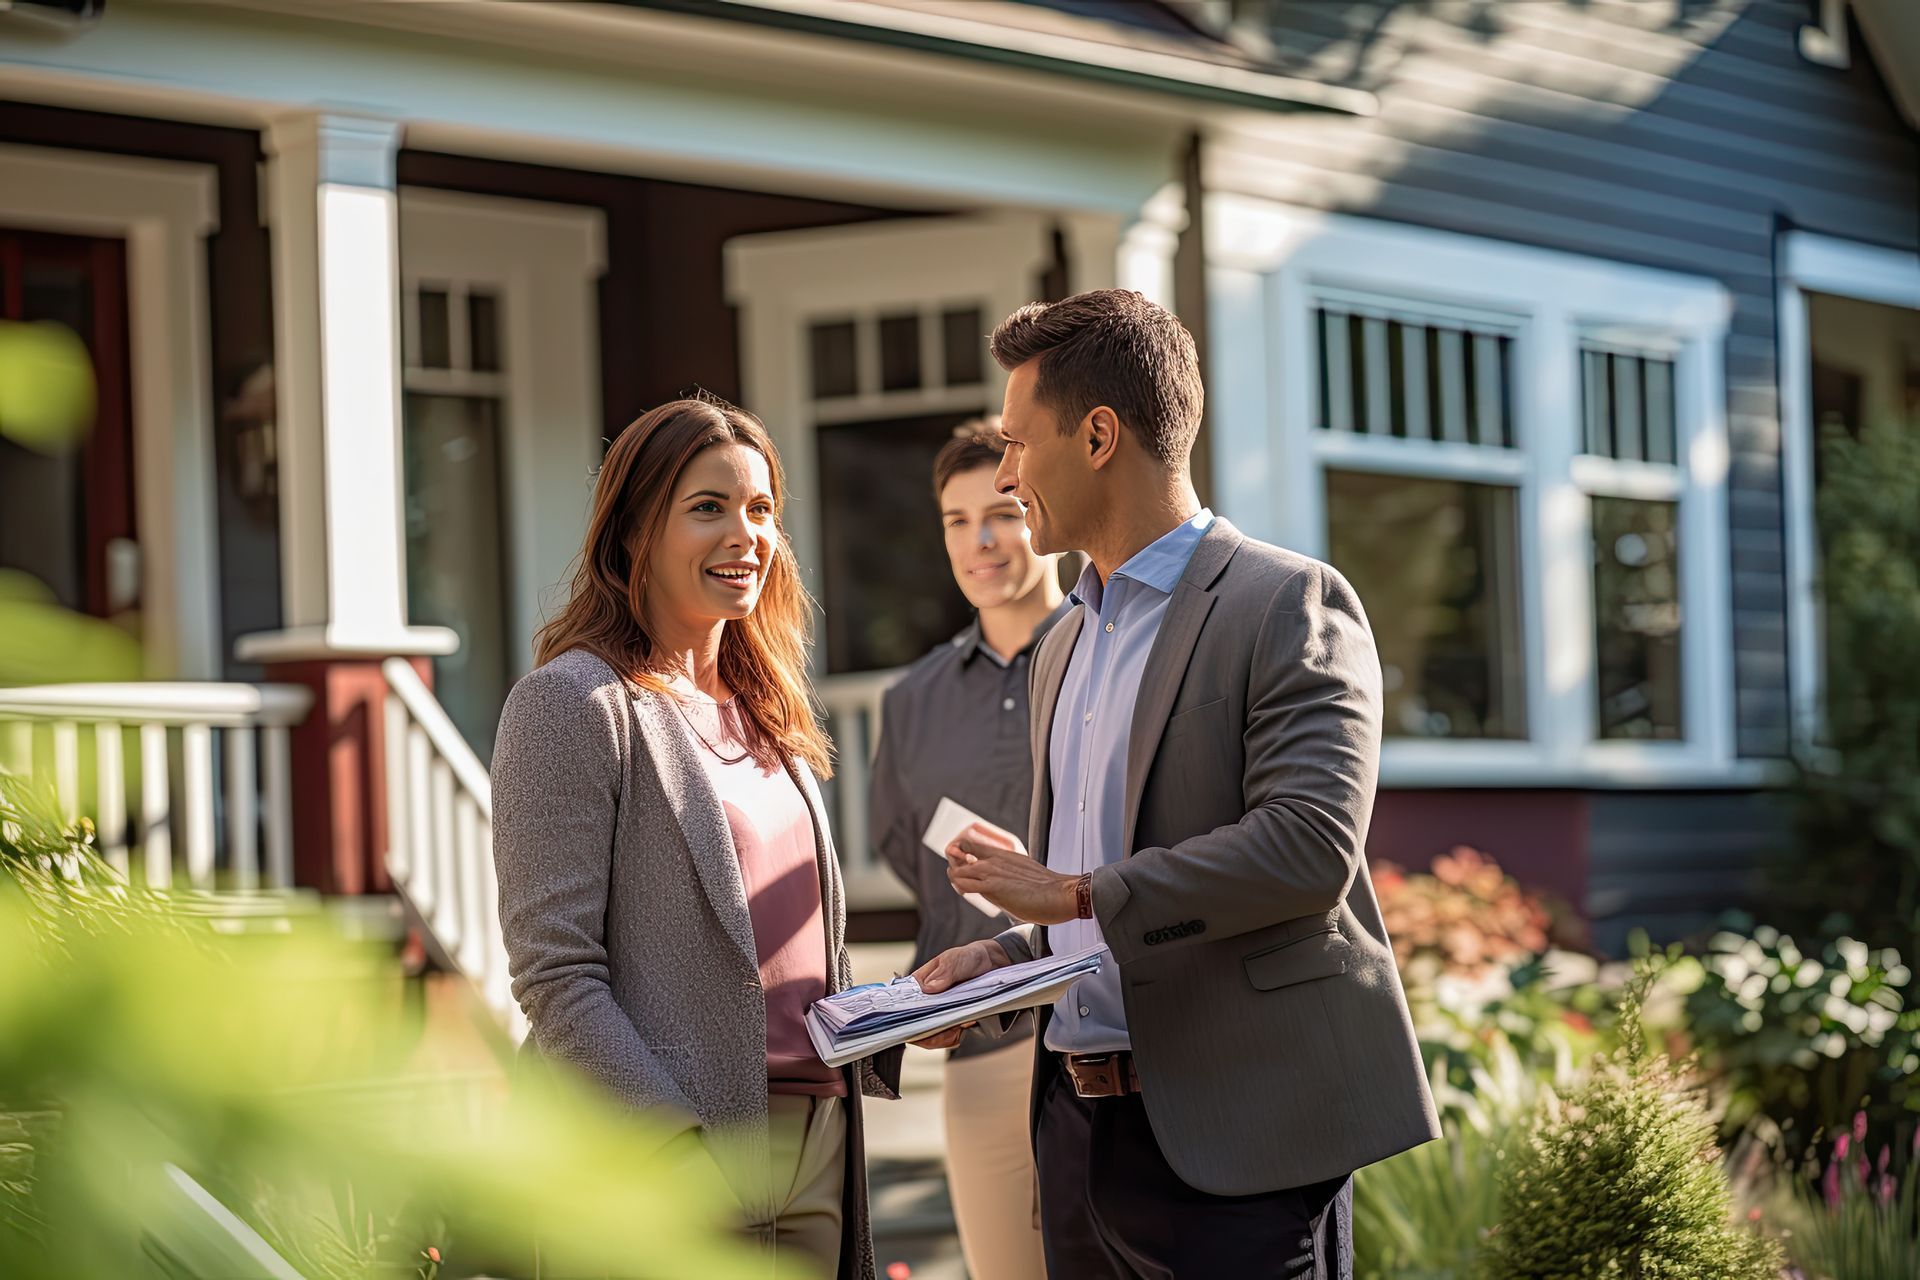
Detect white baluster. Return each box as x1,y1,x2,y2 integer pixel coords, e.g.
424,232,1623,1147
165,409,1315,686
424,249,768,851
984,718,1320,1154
836,709,870,879
182,723,215,889
383,695,411,880
407,724,434,915
262,726,294,890
3,719,29,774
455,794,485,978
141,723,172,889
430,758,458,949
479,816,512,1018
225,727,259,891
52,721,79,820
95,721,127,875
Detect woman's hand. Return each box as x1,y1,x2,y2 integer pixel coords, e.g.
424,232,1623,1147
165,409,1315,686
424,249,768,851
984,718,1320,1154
906,939,1012,1050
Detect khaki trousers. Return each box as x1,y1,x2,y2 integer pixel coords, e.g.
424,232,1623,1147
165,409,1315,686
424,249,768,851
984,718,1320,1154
943,1046,1047,1280
715,1094,847,1280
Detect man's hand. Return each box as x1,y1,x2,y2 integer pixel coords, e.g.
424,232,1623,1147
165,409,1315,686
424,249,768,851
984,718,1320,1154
906,938,1012,1050
945,820,1079,925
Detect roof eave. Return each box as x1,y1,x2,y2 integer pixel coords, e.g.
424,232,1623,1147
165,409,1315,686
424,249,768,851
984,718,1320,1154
612,0,1378,118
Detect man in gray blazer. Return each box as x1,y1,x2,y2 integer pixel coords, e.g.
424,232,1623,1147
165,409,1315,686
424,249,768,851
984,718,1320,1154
913,289,1439,1277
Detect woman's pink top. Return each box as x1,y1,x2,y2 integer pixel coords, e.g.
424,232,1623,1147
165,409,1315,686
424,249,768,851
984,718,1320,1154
681,693,844,1098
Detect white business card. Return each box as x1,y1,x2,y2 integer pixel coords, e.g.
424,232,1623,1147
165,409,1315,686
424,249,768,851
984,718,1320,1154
922,796,1011,918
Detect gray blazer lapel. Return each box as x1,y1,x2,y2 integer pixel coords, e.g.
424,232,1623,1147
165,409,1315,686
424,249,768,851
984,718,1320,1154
630,693,760,972
787,760,848,982
1027,603,1082,863
1121,521,1243,857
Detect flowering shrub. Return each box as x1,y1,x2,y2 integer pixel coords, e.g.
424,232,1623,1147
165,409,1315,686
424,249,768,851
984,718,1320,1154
1374,847,1570,979
1668,916,1918,1156
1778,1113,1920,1280
1377,849,1611,1090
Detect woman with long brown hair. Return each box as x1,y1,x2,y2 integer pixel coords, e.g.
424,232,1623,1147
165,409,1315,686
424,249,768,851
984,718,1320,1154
490,397,900,1280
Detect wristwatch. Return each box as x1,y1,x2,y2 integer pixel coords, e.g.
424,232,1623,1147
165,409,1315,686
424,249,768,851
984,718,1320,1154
1074,872,1094,920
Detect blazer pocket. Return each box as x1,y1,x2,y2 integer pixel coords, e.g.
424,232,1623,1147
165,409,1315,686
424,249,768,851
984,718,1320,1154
1164,696,1227,735
1242,927,1350,992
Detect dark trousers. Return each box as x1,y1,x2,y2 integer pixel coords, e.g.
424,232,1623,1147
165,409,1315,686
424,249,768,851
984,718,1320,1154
1035,1068,1352,1279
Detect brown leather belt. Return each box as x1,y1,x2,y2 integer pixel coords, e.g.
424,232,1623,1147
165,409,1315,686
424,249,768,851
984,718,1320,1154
1060,1051,1141,1098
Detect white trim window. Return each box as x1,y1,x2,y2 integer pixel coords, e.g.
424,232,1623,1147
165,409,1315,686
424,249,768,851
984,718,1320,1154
1776,230,1920,755
1208,198,1737,786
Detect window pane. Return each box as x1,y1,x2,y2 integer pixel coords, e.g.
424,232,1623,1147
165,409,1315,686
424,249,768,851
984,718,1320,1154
1326,470,1526,740
1642,357,1676,465
815,410,981,672
878,312,922,392
403,393,511,759
810,320,858,399
467,289,502,373
1592,496,1683,741
941,307,984,386
416,287,451,369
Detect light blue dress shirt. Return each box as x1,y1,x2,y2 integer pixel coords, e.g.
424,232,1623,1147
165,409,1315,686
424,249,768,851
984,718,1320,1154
1043,509,1214,1054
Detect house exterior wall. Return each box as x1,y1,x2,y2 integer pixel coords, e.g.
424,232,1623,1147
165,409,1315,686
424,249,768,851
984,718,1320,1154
1211,0,1920,760
1200,0,1916,940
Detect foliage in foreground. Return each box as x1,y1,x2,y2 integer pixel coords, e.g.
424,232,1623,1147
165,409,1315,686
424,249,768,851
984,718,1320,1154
0,772,761,1279
1480,969,1782,1280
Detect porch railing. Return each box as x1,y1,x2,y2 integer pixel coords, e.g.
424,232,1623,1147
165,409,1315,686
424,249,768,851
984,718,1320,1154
0,682,312,891
817,668,911,909
380,657,523,1040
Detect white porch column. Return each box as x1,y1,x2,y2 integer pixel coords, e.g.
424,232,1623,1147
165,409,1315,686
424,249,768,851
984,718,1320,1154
238,112,454,664
1118,182,1188,309
1062,183,1186,307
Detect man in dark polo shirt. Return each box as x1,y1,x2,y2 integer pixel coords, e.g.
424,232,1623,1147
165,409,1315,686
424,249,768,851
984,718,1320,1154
869,418,1068,1280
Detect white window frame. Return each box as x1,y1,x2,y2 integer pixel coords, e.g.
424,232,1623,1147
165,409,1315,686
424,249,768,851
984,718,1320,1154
1207,197,1739,787
1777,230,1920,756
0,143,222,681
396,188,606,685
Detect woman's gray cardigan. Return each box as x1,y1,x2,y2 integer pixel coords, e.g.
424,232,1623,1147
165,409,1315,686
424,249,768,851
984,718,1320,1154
490,649,903,1280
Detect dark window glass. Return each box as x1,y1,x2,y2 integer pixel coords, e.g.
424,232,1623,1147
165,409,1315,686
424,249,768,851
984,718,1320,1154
416,287,451,370
810,320,859,399
816,410,984,672
403,393,511,759
1326,470,1526,740
941,307,984,386
1592,496,1683,741
467,290,501,373
878,313,921,392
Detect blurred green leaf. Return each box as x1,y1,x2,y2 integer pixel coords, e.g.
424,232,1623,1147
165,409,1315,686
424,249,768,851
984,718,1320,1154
0,321,95,453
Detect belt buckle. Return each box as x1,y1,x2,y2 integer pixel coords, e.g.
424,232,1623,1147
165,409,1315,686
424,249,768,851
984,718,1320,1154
1066,1052,1120,1099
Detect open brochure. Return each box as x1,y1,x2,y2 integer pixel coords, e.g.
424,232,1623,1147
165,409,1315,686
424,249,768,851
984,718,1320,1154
806,945,1106,1068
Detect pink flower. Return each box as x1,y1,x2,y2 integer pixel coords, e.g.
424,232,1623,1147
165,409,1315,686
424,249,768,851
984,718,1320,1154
1877,1175,1897,1207
886,1265,911,1280
1824,1161,1842,1208
1835,1133,1851,1161
426,1247,441,1264
1878,1145,1891,1174
1853,1111,1869,1143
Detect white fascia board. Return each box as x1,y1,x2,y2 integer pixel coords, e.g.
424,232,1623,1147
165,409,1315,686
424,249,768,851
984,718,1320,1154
1783,231,1920,310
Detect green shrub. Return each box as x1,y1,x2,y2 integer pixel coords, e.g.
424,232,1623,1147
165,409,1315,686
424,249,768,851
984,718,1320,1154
1356,1032,1557,1280
1480,968,1782,1279
1669,915,1917,1158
